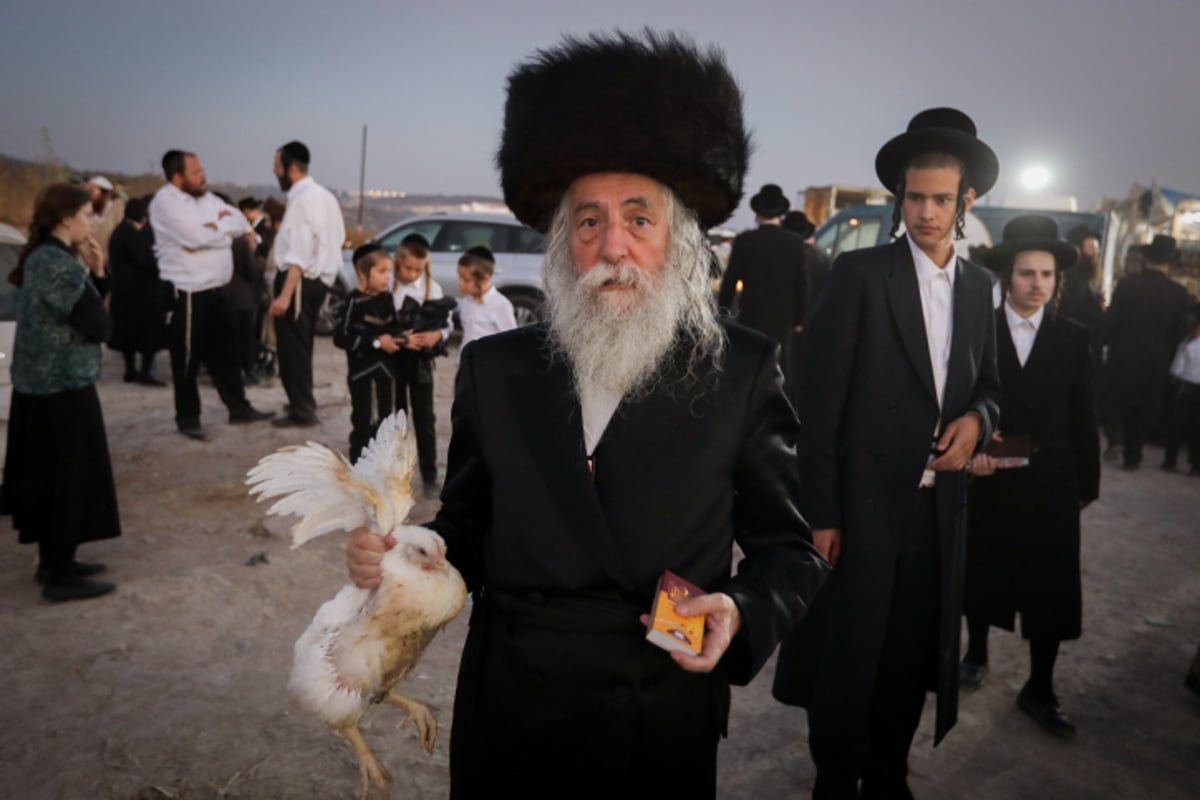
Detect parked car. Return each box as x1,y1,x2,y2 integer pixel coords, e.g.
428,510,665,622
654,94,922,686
318,211,547,335
0,223,24,481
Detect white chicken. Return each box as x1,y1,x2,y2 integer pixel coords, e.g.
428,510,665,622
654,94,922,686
246,411,467,800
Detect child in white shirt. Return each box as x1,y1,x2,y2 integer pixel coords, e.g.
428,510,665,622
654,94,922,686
392,234,454,495
1163,304,1200,475
457,245,517,349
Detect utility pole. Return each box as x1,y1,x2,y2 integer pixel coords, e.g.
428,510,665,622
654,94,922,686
358,124,368,227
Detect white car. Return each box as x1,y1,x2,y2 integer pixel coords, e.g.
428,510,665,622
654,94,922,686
0,223,24,481
322,212,547,334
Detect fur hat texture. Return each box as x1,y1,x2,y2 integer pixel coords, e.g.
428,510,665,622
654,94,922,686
497,29,752,232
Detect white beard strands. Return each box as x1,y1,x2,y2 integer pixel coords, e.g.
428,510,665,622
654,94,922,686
543,188,725,403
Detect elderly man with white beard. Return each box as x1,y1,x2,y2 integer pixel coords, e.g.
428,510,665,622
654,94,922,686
346,31,828,798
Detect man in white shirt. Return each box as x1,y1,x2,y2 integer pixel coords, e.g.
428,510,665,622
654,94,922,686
772,108,1002,798
149,150,274,440
268,140,346,427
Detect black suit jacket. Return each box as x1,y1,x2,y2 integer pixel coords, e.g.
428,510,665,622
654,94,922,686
1104,269,1191,418
432,321,828,794
717,225,808,379
966,309,1098,641
772,236,1001,744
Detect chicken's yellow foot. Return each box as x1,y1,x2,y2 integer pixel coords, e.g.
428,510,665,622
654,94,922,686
383,690,438,755
338,724,392,800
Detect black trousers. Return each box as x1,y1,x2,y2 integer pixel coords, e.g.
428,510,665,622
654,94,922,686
395,352,438,483
810,490,940,800
231,308,257,376
168,288,251,427
1163,380,1200,469
348,364,397,463
274,274,327,422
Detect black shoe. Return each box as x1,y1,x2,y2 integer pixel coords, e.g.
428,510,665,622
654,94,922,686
123,371,138,383
178,425,209,441
271,415,319,428
1017,686,1076,739
421,481,440,500
42,576,116,603
959,659,988,689
229,408,275,424
136,374,168,387
1120,462,1140,472
35,561,106,586
1102,445,1120,462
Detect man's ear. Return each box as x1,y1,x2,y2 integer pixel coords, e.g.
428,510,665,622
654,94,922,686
962,186,977,213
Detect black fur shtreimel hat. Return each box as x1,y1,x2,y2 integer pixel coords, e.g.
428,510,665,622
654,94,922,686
497,29,752,233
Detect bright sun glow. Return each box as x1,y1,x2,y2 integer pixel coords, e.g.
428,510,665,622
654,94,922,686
1020,165,1051,192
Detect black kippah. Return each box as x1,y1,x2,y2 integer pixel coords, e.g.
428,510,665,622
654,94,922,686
465,245,495,263
352,243,384,264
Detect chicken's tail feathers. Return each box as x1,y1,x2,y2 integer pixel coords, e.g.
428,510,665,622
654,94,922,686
246,440,370,548
351,410,417,532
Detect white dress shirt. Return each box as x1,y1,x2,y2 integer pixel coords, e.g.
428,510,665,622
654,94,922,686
149,184,249,292
908,236,957,488
1171,336,1200,384
581,384,622,457
1004,301,1044,367
274,176,345,286
393,275,454,344
458,286,518,349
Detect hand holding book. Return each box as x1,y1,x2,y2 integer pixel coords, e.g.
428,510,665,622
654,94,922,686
642,570,741,674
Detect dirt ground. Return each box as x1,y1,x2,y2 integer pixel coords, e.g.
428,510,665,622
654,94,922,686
1,336,1197,800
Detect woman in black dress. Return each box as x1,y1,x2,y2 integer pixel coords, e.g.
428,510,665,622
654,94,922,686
107,195,168,385
2,183,121,602
959,215,1100,737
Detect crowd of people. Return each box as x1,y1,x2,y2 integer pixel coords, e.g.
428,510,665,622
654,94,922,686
3,26,1198,800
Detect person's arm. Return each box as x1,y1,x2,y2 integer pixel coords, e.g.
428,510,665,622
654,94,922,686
269,265,303,317
932,278,1001,470
717,242,743,315
794,247,809,331
1069,328,1101,505
700,336,829,684
149,191,230,251
499,296,517,332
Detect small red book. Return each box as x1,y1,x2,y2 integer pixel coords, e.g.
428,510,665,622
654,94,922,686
646,570,706,655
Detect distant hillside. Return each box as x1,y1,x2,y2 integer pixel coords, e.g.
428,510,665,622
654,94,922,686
0,153,507,242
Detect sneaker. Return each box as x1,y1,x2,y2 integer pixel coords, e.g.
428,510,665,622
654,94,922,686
42,576,116,603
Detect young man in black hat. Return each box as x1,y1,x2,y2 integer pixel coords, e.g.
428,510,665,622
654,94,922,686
718,183,809,388
1102,234,1191,469
344,30,828,799
773,107,1002,799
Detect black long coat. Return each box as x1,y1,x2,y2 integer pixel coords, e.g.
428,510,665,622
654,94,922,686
1103,269,1190,422
107,221,167,354
431,321,829,799
965,310,1100,641
772,237,1002,744
717,225,808,381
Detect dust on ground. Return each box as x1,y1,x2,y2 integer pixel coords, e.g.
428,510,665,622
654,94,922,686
1,338,1197,799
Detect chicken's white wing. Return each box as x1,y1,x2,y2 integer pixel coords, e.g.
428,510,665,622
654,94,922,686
246,411,417,547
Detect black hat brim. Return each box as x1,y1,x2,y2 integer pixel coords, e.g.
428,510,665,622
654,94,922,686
989,238,1078,272
875,129,999,196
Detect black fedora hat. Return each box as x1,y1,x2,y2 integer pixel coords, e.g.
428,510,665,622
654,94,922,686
874,107,999,196
989,214,1078,271
782,210,816,238
1140,234,1180,264
749,184,790,218
1065,224,1102,248
497,29,751,232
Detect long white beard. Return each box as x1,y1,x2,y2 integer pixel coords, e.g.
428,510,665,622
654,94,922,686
546,257,684,401
542,190,725,403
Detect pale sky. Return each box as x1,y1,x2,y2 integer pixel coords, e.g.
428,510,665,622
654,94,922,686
3,0,1198,227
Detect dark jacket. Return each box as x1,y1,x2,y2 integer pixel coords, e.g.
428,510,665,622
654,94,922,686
332,289,398,381
772,237,1002,744
965,309,1099,641
224,233,265,313
107,221,167,354
1104,269,1191,421
433,321,829,798
717,224,808,380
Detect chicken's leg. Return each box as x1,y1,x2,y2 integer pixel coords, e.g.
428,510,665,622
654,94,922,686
338,724,392,800
383,690,438,755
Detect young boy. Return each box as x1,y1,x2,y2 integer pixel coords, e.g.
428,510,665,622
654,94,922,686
456,245,517,349
333,244,402,462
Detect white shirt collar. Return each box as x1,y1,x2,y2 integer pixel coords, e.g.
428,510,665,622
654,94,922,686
907,234,957,287
286,175,315,201
1004,300,1045,332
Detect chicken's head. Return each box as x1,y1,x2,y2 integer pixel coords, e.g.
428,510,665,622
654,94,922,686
392,526,451,574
